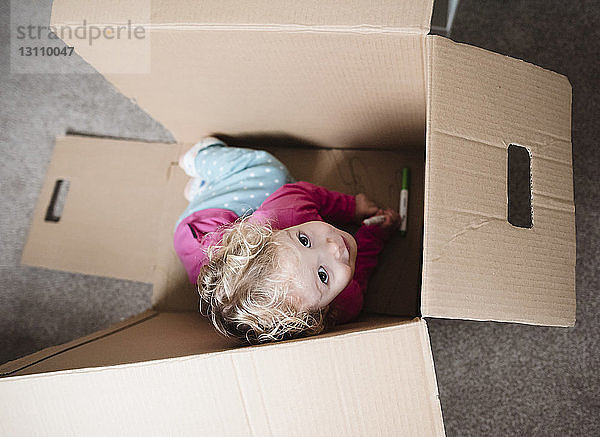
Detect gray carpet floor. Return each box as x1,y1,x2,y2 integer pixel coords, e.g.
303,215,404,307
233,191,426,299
1,1,598,435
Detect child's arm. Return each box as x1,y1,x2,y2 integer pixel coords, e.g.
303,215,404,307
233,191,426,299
354,193,380,222
330,209,399,323
290,181,357,223
173,209,239,284
298,182,380,223
258,181,379,225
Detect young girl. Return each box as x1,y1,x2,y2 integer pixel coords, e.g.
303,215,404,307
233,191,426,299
173,137,400,344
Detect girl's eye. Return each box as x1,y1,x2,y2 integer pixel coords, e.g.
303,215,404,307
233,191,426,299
318,266,329,285
298,232,311,247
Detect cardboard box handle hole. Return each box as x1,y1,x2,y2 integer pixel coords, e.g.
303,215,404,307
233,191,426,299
507,144,533,228
44,179,70,222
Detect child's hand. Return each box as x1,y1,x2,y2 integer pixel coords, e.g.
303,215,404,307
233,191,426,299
364,208,400,238
377,208,400,231
354,193,379,222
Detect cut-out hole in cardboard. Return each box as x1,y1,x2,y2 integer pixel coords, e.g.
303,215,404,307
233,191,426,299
45,179,70,222
507,144,532,228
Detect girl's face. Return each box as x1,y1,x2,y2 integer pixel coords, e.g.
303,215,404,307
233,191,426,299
276,221,357,311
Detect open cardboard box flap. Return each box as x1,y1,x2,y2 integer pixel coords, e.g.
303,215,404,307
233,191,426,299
422,37,575,326
1,313,444,436
3,0,576,434
50,0,432,146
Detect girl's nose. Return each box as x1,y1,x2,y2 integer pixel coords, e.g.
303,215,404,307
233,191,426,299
326,238,341,260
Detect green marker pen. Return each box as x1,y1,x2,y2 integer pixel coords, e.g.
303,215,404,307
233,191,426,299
400,168,409,237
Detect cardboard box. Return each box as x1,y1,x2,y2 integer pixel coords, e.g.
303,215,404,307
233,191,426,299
0,1,575,435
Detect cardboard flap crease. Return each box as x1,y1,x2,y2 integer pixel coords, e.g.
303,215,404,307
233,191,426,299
51,0,434,31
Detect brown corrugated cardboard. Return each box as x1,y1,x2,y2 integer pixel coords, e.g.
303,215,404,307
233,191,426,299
2,0,576,435
1,311,409,378
1,318,443,436
0,310,159,377
52,0,433,30
51,0,430,146
422,36,575,326
83,32,428,147
21,137,185,284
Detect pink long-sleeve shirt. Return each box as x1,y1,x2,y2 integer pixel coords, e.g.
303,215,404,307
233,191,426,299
173,181,389,323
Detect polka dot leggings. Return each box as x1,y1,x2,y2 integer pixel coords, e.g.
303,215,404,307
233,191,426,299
176,142,295,227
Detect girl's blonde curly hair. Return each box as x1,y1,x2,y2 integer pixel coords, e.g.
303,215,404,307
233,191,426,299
197,217,336,344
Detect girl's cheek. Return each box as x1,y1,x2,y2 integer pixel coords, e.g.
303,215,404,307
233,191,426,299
348,261,356,280
343,264,353,282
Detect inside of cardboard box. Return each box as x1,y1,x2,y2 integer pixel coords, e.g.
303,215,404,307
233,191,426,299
155,130,427,315
208,133,426,318
156,132,427,353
